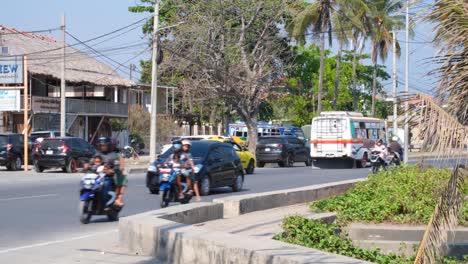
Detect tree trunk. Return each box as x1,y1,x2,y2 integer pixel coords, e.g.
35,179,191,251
371,62,378,117
245,116,258,155
333,40,342,111
352,44,358,111
317,32,325,115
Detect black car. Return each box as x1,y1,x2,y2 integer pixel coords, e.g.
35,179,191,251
33,137,96,173
0,133,26,171
146,141,244,196
256,136,312,168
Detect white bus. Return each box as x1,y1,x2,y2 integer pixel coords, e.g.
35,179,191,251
310,111,385,168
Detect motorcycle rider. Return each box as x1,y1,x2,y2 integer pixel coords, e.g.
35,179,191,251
165,140,192,199
94,136,127,208
372,139,389,166
389,136,403,162
181,139,201,202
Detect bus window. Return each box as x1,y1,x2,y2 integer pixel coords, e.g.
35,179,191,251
235,131,243,137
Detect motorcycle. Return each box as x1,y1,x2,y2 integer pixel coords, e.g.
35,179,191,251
158,164,193,208
78,167,121,224
370,150,402,174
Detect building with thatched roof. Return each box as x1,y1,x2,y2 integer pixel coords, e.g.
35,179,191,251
0,25,166,146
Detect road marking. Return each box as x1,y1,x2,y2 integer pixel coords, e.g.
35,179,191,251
0,194,59,202
0,230,117,254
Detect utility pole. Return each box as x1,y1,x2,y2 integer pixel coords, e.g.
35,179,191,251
149,1,160,161
392,31,398,134
60,14,66,137
404,0,410,164
129,64,134,81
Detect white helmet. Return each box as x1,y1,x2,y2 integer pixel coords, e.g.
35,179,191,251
181,139,192,146
392,136,399,142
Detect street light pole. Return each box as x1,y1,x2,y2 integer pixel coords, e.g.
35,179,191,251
404,0,410,164
60,14,66,137
392,31,398,133
149,0,160,161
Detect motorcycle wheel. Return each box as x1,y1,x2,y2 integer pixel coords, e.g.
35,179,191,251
107,210,119,221
79,201,92,224
160,189,171,208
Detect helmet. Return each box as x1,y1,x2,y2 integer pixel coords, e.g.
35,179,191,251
181,139,192,146
392,136,399,142
172,140,182,151
97,136,111,145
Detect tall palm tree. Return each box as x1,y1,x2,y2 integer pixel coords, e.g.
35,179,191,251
290,1,334,115
331,12,348,111
290,0,368,114
368,0,405,117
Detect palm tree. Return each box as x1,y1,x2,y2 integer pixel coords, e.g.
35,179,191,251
331,12,349,110
368,0,405,117
289,0,370,114
290,1,334,115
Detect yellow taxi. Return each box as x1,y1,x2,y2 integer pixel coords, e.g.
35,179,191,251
204,136,256,174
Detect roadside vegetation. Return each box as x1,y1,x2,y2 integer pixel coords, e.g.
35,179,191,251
310,165,468,226
275,165,468,263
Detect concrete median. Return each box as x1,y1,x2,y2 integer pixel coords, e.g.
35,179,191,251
119,179,368,263
213,178,366,218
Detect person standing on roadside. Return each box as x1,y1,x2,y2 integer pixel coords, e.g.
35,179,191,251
181,139,201,201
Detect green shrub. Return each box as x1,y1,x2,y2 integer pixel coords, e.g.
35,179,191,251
310,165,468,225
275,216,412,264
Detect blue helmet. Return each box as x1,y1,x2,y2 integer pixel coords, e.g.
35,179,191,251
172,140,182,151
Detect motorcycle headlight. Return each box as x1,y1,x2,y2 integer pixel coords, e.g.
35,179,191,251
160,173,171,182
81,179,95,189
148,165,157,172
194,164,203,174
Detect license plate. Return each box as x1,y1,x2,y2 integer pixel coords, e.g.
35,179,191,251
46,150,53,155
265,148,270,152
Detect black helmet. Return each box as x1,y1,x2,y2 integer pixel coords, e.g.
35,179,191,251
97,137,111,145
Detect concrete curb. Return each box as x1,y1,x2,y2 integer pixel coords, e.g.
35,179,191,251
126,166,148,175
119,179,369,264
213,179,366,218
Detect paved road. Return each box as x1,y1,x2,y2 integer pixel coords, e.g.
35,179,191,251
0,162,370,253
0,156,465,254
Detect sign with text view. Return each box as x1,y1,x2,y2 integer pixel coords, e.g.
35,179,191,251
0,56,24,84
0,90,21,111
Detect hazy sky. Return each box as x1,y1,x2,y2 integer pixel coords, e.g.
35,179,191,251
0,0,438,95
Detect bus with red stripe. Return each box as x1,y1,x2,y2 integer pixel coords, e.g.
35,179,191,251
310,111,385,168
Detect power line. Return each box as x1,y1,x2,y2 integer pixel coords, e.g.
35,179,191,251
2,17,150,57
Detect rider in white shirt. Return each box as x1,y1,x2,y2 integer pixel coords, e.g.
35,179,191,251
372,139,389,161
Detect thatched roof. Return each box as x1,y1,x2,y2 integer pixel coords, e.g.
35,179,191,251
0,25,134,87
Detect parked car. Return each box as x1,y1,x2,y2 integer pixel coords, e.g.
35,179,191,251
33,137,96,173
204,137,256,174
256,136,312,168
0,133,25,170
147,141,244,196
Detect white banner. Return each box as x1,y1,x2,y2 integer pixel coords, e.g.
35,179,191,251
0,90,21,111
0,56,24,84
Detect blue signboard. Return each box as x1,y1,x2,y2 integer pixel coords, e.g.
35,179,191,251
0,56,24,84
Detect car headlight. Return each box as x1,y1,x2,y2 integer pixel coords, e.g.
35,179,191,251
194,164,203,174
148,165,157,172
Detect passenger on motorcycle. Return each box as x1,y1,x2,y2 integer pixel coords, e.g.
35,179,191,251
95,137,127,208
164,140,193,199
372,139,389,162
389,136,403,162
181,139,201,202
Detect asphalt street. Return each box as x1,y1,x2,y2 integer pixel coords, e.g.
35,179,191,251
0,156,464,255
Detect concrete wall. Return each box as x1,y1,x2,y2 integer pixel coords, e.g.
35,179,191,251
214,179,366,218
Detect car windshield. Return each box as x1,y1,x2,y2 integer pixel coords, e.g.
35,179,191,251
158,141,211,161
0,135,8,145
41,139,65,149
258,138,283,144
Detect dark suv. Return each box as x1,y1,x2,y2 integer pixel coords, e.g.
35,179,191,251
146,141,244,196
256,136,312,168
0,133,25,171
33,137,96,173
